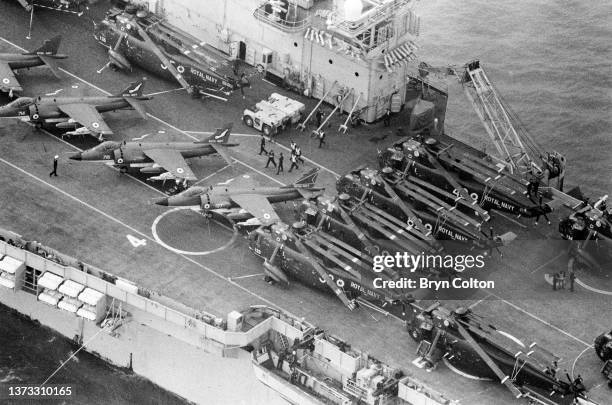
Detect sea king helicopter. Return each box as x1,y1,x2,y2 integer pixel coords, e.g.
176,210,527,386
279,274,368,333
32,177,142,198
335,166,516,253
93,4,246,101
247,219,418,317
379,60,583,224
245,168,515,315
405,301,599,405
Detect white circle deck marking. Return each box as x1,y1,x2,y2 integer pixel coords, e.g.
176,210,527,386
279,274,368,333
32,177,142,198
565,257,612,295
151,206,236,255
544,272,612,295
575,278,612,295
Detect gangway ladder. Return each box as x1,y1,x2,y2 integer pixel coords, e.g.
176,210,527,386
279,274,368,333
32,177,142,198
461,61,538,176
455,320,524,399
297,80,338,131
278,331,290,351
313,89,354,138
133,21,194,95
339,92,362,133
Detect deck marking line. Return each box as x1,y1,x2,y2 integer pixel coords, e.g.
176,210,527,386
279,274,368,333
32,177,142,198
493,210,528,228
231,158,285,186
231,273,264,280
0,36,27,52
151,207,236,256
575,278,612,296
468,293,491,309
489,292,591,347
186,131,259,138
193,164,231,186
529,251,565,274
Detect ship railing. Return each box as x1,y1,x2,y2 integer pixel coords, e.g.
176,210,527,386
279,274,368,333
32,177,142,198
329,0,414,37
344,378,368,399
253,6,311,33
397,375,460,404
407,68,450,94
293,357,352,403
0,239,311,350
246,305,316,334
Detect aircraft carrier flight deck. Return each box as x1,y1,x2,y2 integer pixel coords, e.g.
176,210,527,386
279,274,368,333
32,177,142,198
0,2,609,405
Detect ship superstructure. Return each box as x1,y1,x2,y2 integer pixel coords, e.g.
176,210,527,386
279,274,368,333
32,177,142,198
252,325,460,405
143,0,444,123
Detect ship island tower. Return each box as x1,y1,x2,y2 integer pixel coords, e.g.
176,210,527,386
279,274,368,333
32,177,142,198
145,0,447,126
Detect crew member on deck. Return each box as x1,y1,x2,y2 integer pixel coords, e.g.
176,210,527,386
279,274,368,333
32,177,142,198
288,154,299,173
49,155,59,177
295,146,304,164
265,150,276,168
569,271,576,292
315,109,324,128
383,108,391,127
277,152,284,175
239,73,249,99
259,135,267,155
527,170,542,199
318,131,326,148
276,350,286,370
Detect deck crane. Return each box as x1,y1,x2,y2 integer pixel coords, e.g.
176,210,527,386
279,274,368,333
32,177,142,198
455,60,566,191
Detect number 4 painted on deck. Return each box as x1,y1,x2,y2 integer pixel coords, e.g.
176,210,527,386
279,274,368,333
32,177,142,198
127,234,147,248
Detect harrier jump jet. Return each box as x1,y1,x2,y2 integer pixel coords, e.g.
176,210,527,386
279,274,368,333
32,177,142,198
0,79,150,140
70,123,237,183
154,168,324,225
0,36,66,96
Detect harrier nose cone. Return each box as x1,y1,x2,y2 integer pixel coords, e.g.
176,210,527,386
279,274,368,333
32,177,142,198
154,197,169,206
69,152,82,160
